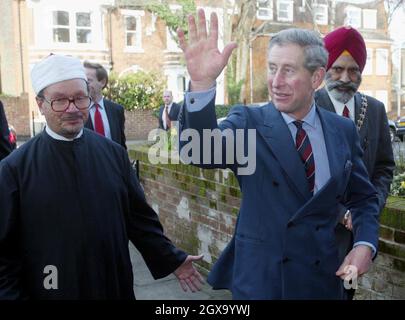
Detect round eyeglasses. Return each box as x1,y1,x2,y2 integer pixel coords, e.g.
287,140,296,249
41,96,92,112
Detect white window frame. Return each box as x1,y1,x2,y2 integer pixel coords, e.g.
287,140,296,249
75,12,93,44
165,5,182,52
362,9,377,29
376,48,388,75
52,10,93,45
122,9,144,53
345,6,361,28
312,4,328,25
363,48,373,75
257,0,273,20
277,0,293,22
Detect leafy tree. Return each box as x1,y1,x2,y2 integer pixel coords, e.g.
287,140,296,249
147,0,196,42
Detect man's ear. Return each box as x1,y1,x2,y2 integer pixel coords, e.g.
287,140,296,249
312,67,326,90
101,78,107,89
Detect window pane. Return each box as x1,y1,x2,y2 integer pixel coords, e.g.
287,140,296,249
76,12,91,27
363,9,376,29
126,32,136,46
277,0,292,21
257,0,273,20
376,49,388,75
76,29,91,43
53,11,69,26
363,48,373,75
53,28,70,42
125,16,136,31
313,5,328,25
345,8,361,28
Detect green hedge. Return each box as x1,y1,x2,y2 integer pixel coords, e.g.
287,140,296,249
103,71,164,111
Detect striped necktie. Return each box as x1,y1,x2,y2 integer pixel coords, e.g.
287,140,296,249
293,120,315,194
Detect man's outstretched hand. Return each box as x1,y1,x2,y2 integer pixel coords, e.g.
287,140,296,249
177,9,237,92
174,254,205,292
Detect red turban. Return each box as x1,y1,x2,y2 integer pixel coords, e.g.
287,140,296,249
324,26,367,72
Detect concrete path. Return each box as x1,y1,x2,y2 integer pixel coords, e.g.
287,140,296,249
129,243,232,300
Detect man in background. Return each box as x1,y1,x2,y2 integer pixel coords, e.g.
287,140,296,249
315,26,395,299
159,90,181,131
84,61,127,149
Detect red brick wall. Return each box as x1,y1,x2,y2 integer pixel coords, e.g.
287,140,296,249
1,94,30,137
124,109,159,140
129,148,239,273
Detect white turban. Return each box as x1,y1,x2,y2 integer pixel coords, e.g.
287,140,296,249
31,54,87,95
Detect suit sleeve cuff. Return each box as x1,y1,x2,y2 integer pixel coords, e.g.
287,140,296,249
353,241,377,258
185,83,216,112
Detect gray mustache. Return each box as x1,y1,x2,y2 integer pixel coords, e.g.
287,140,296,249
327,80,358,92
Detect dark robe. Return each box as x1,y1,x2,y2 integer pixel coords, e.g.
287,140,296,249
0,129,186,300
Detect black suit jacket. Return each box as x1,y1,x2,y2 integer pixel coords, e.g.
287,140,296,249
316,88,394,274
158,102,181,130
85,99,126,149
315,88,395,211
0,101,12,161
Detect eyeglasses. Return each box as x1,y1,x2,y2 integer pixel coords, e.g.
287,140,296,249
40,96,92,112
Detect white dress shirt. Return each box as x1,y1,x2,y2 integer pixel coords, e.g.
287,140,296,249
326,91,355,121
89,98,112,140
162,102,173,130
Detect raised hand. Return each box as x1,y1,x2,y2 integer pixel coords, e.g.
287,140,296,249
177,9,237,92
174,254,205,292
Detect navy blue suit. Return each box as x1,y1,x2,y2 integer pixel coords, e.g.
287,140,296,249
180,98,379,299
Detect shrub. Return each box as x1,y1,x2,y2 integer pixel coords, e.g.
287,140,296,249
391,172,405,197
103,71,164,111
215,104,233,118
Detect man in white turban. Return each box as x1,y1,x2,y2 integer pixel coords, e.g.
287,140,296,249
0,54,203,299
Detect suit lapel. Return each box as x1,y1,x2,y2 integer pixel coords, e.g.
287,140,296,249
316,88,337,113
104,99,116,140
169,103,176,119
256,104,312,201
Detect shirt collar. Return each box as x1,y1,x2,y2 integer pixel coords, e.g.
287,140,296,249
280,103,317,129
45,125,83,141
91,97,104,109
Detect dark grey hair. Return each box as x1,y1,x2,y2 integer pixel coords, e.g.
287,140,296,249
269,28,328,73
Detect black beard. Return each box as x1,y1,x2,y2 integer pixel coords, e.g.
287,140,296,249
325,75,361,104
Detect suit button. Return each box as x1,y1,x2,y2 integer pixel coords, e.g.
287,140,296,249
315,260,320,266
282,257,290,263
287,221,294,228
190,98,195,104
273,180,279,186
